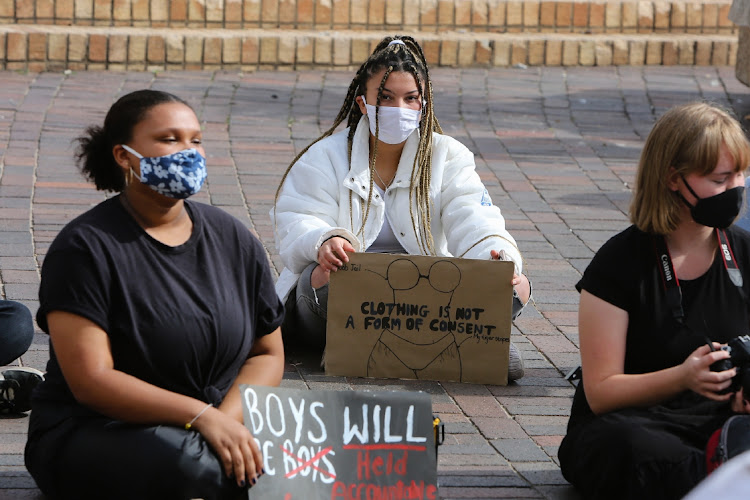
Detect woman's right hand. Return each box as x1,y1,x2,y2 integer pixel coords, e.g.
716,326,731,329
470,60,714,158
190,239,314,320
317,236,355,272
680,343,736,401
192,406,263,488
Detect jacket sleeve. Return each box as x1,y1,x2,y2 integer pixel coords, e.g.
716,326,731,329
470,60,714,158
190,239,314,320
272,147,361,275
439,142,523,274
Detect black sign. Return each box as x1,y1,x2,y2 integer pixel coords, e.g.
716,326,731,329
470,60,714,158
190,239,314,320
240,385,438,499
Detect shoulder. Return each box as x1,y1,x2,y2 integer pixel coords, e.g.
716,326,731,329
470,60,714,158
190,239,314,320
47,198,124,254
578,225,650,291
188,201,266,254
190,201,251,236
188,199,236,223
594,225,651,260
302,127,351,159
432,132,473,158
289,128,353,182
727,225,750,252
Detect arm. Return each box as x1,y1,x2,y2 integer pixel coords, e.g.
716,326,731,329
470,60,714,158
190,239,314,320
49,310,208,425
273,153,361,274
49,310,266,487
580,290,736,415
218,327,284,423
439,144,522,273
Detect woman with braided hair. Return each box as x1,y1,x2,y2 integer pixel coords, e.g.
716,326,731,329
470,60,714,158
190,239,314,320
272,35,530,380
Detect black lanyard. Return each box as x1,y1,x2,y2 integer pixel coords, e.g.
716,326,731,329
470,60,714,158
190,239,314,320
654,229,743,323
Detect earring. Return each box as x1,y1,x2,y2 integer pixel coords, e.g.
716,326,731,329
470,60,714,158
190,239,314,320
125,167,133,186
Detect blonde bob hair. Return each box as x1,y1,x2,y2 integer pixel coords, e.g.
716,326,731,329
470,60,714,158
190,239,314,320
630,102,750,234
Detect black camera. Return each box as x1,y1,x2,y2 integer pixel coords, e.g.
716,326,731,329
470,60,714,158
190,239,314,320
710,335,750,395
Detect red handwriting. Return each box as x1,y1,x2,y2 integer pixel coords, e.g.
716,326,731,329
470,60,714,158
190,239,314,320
330,480,437,500
281,445,336,479
356,451,408,481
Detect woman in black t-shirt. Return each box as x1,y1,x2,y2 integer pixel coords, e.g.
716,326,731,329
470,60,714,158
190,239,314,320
25,90,285,499
558,102,750,499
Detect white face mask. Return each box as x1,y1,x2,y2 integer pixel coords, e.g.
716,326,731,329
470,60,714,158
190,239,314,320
361,96,421,144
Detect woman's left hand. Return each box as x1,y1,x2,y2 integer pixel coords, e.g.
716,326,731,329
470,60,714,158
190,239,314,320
731,388,750,413
490,249,530,300
192,406,263,488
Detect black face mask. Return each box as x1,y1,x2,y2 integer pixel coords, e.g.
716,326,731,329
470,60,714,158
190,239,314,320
678,175,744,229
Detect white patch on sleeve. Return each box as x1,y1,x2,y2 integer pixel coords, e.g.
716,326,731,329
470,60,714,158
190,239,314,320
480,188,492,207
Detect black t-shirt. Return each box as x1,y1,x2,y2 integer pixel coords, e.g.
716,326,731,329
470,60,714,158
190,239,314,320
34,196,284,418
569,225,750,427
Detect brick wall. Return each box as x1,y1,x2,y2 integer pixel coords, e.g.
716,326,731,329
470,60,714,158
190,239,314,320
2,0,737,34
0,0,741,70
0,26,737,72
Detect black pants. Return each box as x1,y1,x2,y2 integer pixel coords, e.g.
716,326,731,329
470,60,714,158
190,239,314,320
26,410,247,500
558,406,727,500
0,299,34,365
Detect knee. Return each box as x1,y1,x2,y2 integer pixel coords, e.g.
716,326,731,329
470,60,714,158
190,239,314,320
0,300,34,333
310,264,330,289
154,427,239,497
0,300,34,362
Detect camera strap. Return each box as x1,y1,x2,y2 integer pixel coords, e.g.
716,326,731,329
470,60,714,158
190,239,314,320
654,229,743,324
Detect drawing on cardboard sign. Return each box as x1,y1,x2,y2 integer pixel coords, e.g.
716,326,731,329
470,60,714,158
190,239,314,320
327,252,514,385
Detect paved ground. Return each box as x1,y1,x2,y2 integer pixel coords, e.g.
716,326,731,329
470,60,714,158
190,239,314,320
1,65,749,499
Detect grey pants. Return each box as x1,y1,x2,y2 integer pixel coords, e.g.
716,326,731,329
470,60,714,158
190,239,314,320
282,262,329,352
282,262,529,353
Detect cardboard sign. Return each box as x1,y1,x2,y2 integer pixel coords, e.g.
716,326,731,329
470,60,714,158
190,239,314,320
240,385,438,499
326,253,514,385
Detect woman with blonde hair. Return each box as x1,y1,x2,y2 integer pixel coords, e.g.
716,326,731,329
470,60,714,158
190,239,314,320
272,35,531,380
559,101,750,498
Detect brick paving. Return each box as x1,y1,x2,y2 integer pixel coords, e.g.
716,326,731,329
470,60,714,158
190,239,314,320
1,65,749,499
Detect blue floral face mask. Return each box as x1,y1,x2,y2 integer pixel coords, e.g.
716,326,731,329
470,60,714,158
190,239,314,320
121,144,207,199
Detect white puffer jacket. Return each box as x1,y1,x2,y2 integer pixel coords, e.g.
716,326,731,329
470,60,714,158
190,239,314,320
272,116,522,301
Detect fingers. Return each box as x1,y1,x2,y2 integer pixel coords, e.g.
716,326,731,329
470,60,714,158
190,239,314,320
694,342,728,358
690,344,730,370
231,446,247,487
730,390,749,412
703,389,734,402
237,439,259,488
222,432,262,488
341,240,356,254
694,365,736,400
198,411,264,489
248,437,264,485
740,394,750,414
705,349,732,370
490,249,518,285
318,237,353,272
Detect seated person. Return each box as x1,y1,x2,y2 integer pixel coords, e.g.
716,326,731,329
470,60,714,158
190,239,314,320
24,89,285,500
559,102,750,499
272,35,530,380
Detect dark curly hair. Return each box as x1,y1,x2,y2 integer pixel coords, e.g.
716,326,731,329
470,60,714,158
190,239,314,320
74,89,191,192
